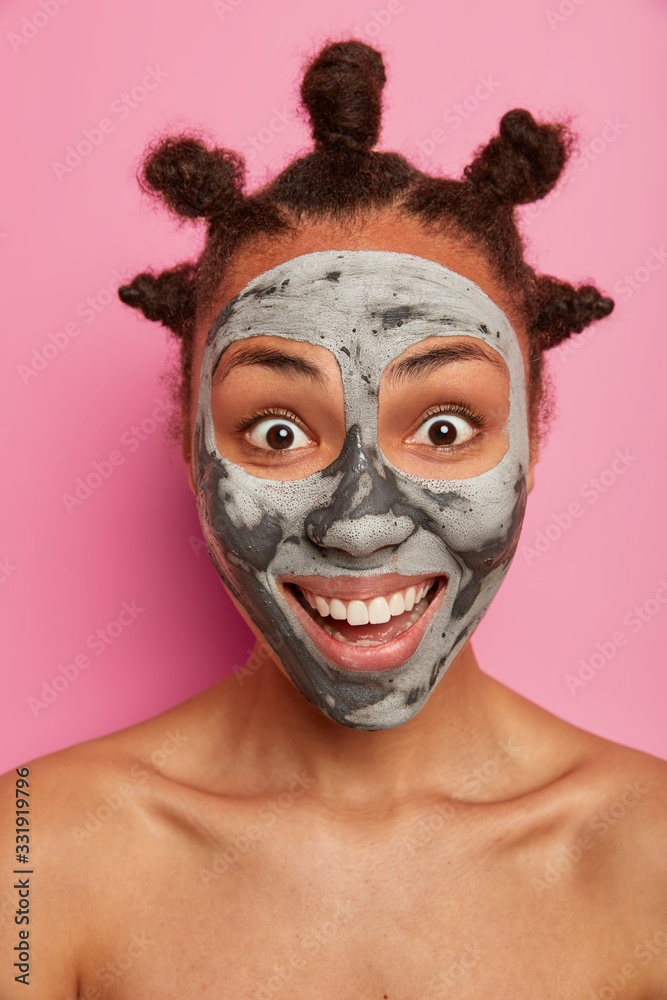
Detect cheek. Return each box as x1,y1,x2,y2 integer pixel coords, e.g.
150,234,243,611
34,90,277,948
444,476,524,554
396,464,524,556
205,463,286,572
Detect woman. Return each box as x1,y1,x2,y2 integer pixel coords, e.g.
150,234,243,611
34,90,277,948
2,40,666,999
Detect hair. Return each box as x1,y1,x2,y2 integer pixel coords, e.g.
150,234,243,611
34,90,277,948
118,38,614,463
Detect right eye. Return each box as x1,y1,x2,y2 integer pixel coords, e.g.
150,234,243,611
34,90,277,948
246,416,311,452
411,412,477,448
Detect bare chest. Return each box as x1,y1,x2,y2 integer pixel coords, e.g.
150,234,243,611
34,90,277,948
80,812,654,1000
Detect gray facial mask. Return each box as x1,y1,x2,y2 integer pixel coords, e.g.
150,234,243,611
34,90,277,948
193,250,529,730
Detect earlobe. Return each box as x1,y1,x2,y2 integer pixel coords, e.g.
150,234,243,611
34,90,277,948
526,429,539,495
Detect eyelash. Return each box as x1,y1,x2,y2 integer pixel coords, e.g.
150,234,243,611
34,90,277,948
234,407,310,458
416,401,488,450
420,401,487,427
235,402,487,456
234,407,303,433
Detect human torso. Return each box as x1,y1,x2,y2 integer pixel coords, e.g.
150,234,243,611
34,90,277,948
6,683,667,1000
73,750,665,999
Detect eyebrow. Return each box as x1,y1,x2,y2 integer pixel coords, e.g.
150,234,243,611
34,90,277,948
212,345,328,386
385,342,506,385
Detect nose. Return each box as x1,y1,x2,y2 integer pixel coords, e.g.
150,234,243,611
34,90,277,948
305,425,415,558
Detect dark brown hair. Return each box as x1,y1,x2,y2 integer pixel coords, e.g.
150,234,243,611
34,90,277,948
118,39,614,460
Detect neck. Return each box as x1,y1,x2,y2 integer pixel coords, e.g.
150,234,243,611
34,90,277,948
218,639,523,810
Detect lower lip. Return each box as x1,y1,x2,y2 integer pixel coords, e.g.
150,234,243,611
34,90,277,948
281,578,448,672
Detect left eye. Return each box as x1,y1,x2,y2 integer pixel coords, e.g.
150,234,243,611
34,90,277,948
411,413,476,448
246,418,311,451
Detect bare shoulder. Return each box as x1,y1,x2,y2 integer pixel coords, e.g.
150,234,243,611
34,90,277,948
574,730,667,889
0,694,205,999
494,683,667,990
546,711,667,859
494,679,667,831
519,690,667,867
518,697,667,989
0,742,110,998
572,733,667,991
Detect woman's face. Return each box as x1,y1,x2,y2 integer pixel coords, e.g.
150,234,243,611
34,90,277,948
187,213,537,730
210,331,511,482
188,214,536,475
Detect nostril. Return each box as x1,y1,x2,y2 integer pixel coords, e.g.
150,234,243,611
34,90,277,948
308,513,415,558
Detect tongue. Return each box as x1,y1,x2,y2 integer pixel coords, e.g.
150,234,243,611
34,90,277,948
322,607,418,643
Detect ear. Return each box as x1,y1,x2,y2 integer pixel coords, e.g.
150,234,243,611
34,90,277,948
526,434,538,494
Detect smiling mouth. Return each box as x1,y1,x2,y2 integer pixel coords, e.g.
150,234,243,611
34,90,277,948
288,578,440,646
279,574,448,673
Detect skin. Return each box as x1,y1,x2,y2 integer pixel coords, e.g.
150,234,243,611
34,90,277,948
2,211,667,999
195,247,530,729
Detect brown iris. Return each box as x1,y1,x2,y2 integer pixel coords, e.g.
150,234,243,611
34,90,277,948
428,419,458,446
267,423,295,450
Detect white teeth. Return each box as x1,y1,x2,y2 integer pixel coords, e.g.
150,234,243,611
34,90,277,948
368,596,391,624
298,579,438,628
320,599,431,645
388,592,405,616
329,598,347,620
347,600,370,626
314,595,330,617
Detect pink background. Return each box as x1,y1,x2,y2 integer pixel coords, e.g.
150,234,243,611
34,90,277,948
2,0,666,773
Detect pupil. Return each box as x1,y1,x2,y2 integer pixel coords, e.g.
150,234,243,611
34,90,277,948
429,420,456,446
267,423,294,450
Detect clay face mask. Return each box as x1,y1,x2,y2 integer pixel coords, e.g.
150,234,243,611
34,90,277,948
193,250,529,730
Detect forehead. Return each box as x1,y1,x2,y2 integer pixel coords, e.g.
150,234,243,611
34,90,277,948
204,250,520,376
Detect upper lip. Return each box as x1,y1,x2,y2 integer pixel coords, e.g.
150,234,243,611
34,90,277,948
278,572,445,601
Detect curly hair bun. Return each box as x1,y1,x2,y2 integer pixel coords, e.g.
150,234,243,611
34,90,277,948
533,275,615,347
300,40,387,153
117,263,197,335
464,109,572,205
141,136,245,220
